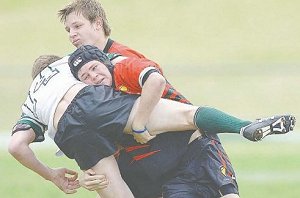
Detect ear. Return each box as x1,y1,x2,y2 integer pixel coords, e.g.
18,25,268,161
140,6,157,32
95,18,103,30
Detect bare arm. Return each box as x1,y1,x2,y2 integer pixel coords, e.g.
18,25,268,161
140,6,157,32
131,72,166,143
8,129,80,194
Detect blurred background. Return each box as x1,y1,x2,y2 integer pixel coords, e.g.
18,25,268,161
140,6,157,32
1,0,299,197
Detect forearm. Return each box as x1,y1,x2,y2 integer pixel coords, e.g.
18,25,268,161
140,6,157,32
12,144,53,181
132,73,166,129
8,130,80,193
8,130,53,181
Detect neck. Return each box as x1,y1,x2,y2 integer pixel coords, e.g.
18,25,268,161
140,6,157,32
94,37,109,51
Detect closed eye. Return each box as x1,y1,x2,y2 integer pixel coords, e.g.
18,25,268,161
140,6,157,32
81,73,89,81
74,24,82,29
92,65,97,71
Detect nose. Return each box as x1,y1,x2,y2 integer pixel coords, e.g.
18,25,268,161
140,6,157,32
91,73,98,83
69,28,77,39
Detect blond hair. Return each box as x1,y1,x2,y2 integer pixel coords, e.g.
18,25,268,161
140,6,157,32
58,0,111,36
32,55,61,79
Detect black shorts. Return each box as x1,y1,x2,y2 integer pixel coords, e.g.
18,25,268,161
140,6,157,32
117,132,193,198
54,85,138,170
117,133,238,198
162,134,239,198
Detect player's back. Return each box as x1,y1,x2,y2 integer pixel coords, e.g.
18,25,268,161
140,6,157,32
22,56,85,137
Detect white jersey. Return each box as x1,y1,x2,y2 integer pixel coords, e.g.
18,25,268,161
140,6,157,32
22,56,85,139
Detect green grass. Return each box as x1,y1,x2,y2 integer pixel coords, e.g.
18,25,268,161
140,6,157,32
1,146,96,198
221,137,300,198
1,0,300,197
1,137,300,198
1,0,300,130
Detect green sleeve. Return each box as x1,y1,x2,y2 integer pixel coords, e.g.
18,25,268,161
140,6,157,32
12,114,47,142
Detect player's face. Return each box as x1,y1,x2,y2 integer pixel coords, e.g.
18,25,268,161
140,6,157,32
64,12,102,48
78,60,112,86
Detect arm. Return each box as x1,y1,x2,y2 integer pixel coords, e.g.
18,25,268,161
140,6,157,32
132,72,166,143
8,129,80,194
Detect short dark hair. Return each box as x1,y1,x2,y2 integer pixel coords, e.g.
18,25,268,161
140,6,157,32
58,0,111,36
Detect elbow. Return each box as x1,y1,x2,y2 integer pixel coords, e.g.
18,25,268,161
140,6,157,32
7,136,25,157
8,140,19,156
7,136,21,156
149,73,166,89
156,75,166,96
8,128,35,156
157,74,166,88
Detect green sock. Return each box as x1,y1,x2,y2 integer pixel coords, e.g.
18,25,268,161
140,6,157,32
194,107,251,134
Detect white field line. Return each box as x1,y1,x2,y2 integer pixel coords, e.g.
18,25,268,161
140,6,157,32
237,171,300,182
0,132,57,150
1,131,300,150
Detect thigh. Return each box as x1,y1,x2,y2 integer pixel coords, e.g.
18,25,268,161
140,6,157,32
91,155,134,198
124,98,198,134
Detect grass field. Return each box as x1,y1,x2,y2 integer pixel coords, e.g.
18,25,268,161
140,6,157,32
1,0,300,197
1,135,300,198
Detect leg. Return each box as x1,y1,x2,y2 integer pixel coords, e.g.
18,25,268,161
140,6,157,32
90,155,134,198
124,97,198,134
194,107,296,141
125,98,252,136
125,98,296,141
194,107,251,134
163,135,239,198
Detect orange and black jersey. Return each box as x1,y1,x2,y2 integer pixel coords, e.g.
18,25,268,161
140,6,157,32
103,39,192,173
104,39,191,104
104,38,147,59
111,56,191,104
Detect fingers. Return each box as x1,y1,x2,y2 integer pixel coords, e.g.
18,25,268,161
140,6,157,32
65,168,78,176
84,179,109,191
81,172,106,182
133,132,156,144
69,180,80,189
80,172,108,190
80,174,109,191
65,176,81,194
65,168,78,181
61,179,80,194
84,169,96,176
64,186,77,194
147,134,156,141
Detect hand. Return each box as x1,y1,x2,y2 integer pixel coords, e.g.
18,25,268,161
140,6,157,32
79,169,109,191
50,167,80,194
132,127,156,144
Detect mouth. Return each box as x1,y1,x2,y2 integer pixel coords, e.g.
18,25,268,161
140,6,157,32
72,39,80,46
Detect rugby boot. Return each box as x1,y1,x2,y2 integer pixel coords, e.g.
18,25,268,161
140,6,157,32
240,115,296,141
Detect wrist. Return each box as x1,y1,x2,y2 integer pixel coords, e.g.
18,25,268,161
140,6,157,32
45,167,56,181
132,127,147,134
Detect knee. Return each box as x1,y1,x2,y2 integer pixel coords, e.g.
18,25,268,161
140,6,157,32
186,106,199,126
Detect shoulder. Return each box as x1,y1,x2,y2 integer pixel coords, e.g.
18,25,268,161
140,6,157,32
108,40,146,59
